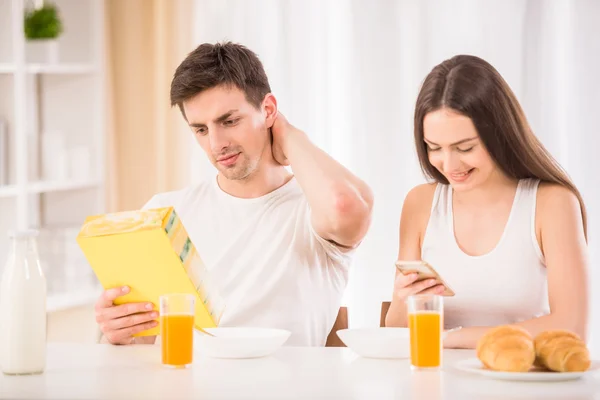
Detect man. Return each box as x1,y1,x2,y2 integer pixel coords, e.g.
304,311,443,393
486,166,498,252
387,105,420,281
94,42,373,346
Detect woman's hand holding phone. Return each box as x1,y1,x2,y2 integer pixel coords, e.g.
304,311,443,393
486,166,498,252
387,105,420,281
392,269,446,303
393,260,455,302
385,260,451,327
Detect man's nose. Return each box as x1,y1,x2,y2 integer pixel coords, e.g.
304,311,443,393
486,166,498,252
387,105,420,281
208,128,231,154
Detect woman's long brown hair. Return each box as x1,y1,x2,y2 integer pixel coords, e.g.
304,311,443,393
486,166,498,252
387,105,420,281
414,55,587,239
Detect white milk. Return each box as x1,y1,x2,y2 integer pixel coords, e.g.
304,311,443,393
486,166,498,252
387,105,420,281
0,230,47,375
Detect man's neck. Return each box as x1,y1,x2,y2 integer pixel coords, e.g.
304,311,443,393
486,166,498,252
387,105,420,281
217,166,293,199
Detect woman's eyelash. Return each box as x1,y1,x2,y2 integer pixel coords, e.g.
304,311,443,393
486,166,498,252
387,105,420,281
425,142,475,152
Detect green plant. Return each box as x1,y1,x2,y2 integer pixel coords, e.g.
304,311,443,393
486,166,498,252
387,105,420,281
24,3,63,40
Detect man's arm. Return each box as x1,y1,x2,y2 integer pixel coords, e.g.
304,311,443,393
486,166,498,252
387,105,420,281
271,113,373,249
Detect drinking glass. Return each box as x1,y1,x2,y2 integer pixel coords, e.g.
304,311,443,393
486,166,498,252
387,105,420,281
407,294,443,370
159,293,195,368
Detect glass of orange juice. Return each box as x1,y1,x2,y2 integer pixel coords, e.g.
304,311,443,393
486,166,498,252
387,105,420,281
159,293,195,368
407,294,443,370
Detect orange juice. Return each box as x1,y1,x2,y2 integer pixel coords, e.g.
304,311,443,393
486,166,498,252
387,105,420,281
408,311,442,368
160,314,194,367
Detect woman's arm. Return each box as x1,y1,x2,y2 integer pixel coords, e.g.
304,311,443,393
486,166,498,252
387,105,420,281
385,184,438,327
444,183,590,348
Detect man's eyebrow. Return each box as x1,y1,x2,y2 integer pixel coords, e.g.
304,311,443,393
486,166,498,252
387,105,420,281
188,109,240,128
214,110,238,123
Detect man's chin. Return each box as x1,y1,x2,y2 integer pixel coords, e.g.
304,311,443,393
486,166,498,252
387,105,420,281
217,167,250,181
213,156,258,181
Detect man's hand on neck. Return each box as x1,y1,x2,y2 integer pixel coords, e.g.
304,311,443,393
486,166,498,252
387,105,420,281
271,133,290,167
269,112,373,250
270,117,296,166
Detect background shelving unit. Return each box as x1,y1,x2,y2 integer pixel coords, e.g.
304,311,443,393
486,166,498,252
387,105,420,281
0,0,106,310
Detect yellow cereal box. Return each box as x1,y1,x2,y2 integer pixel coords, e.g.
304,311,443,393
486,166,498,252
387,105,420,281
76,207,225,336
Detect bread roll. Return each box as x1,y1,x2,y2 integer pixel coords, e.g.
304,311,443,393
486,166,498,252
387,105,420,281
534,330,591,372
476,325,535,372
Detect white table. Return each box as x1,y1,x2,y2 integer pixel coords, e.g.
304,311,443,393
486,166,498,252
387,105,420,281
0,343,598,399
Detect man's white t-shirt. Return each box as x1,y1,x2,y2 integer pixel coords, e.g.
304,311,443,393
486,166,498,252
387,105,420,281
142,175,354,346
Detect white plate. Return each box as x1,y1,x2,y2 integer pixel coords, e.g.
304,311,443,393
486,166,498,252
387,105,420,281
455,358,600,382
193,327,291,359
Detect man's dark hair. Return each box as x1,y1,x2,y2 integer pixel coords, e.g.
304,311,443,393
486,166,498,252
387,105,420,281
170,41,272,118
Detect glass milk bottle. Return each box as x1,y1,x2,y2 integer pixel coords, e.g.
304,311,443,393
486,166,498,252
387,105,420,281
0,230,47,375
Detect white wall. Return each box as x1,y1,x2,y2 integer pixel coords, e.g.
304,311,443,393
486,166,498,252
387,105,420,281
190,0,600,356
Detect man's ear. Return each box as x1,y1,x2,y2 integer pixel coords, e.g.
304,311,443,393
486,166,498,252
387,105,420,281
262,93,278,128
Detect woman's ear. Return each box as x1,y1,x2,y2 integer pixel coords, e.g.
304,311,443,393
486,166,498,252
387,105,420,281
262,93,278,128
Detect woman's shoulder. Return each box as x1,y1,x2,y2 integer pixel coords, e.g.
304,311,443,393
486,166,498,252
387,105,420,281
536,182,581,214
402,182,439,220
398,182,440,255
404,182,438,207
534,181,585,250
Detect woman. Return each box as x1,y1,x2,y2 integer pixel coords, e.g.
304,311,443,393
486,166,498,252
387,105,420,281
385,55,589,349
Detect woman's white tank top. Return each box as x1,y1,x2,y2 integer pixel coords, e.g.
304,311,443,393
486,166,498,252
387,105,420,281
421,178,550,328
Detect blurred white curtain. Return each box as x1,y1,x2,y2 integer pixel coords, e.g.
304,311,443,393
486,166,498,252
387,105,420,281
190,0,600,356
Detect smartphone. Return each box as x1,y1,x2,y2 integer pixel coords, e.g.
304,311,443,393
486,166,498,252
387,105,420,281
395,260,455,296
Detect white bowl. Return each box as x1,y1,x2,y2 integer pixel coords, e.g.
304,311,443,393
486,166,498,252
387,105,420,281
337,327,456,359
193,327,291,359
336,328,412,359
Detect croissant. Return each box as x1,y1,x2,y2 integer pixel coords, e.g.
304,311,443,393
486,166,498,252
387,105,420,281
533,330,591,372
476,325,535,372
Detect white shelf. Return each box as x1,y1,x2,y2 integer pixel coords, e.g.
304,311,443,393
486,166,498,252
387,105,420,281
0,63,15,73
0,181,98,198
0,63,96,75
0,184,17,198
0,0,106,263
27,63,96,74
29,180,99,194
47,283,102,313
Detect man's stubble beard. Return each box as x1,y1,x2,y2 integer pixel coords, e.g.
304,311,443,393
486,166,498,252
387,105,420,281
218,153,260,181
214,130,270,182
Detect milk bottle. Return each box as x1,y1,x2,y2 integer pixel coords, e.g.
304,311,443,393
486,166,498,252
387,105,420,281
0,230,47,375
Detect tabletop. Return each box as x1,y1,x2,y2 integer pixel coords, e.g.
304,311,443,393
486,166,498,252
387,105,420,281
1,343,599,400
